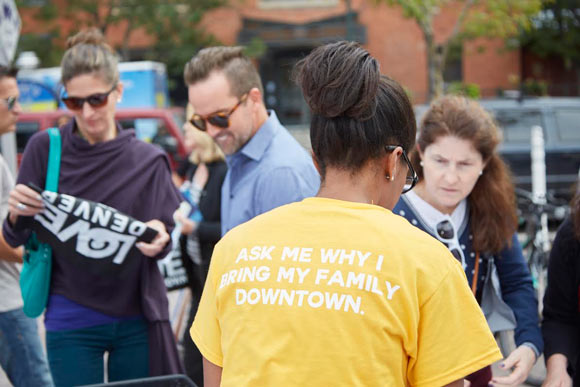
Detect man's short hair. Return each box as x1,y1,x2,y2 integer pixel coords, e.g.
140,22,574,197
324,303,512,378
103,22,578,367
184,46,263,98
0,66,18,80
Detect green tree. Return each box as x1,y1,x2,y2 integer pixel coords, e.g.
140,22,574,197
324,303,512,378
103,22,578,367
372,0,542,101
15,0,226,96
520,0,580,70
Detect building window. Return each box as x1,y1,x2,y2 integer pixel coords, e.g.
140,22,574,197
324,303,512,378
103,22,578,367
258,0,338,9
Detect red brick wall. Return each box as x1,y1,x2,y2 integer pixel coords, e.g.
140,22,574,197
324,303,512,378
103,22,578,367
19,0,525,103
464,38,520,98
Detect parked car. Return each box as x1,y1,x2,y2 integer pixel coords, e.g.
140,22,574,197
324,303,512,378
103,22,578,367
415,97,580,207
16,108,187,169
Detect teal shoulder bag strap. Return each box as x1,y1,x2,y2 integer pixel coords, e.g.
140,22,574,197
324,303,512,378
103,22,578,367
46,127,61,191
20,127,61,318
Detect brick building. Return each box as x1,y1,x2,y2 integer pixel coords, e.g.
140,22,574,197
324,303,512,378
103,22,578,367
20,0,552,126
192,0,524,125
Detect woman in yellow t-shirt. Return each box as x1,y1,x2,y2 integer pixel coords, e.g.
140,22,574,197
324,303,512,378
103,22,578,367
190,41,502,387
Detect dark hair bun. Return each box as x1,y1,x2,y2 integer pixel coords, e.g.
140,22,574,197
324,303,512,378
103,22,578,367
66,28,110,51
295,41,380,120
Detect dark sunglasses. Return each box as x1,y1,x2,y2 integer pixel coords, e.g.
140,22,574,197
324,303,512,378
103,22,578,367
190,94,248,132
2,96,17,111
384,145,418,194
435,219,466,267
62,85,117,110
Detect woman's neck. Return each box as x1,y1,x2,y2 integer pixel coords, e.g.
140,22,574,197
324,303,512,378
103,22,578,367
77,123,117,145
317,167,378,205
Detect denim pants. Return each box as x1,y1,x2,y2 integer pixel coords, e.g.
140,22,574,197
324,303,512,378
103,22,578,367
46,319,149,387
0,307,54,387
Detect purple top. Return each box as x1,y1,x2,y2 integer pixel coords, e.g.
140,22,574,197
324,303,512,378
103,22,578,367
45,294,141,331
3,121,184,375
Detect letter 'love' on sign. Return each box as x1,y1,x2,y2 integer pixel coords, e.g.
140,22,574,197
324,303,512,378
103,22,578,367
27,183,158,269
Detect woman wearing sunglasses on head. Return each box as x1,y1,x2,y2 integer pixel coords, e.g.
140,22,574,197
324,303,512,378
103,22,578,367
394,95,542,386
191,41,502,387
2,29,183,385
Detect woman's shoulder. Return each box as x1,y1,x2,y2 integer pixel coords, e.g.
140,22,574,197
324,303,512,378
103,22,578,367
25,128,51,150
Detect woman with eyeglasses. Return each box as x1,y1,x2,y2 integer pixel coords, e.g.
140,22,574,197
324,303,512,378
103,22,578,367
2,29,183,385
394,95,542,386
190,41,501,387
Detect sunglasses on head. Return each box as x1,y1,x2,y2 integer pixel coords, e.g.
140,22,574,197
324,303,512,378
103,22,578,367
62,85,117,110
190,94,248,132
2,96,17,111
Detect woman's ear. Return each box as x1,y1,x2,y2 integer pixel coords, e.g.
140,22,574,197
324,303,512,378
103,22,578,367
116,82,124,103
383,147,402,181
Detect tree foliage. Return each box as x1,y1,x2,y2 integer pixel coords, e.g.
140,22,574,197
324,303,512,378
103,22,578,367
15,0,226,99
520,0,580,69
373,0,542,101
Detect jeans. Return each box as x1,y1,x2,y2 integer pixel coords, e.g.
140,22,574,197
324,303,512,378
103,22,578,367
0,307,54,387
46,319,149,387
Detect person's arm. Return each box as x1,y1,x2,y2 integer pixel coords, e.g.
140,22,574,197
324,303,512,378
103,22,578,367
541,219,578,385
0,226,23,262
491,233,542,385
202,357,222,387
411,250,502,386
495,234,543,349
543,353,572,387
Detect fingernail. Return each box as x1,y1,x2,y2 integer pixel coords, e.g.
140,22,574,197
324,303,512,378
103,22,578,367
37,194,42,200
136,242,144,248
499,363,505,368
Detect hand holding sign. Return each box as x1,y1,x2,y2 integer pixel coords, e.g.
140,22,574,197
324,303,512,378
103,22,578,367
8,183,45,223
136,219,170,258
26,183,161,269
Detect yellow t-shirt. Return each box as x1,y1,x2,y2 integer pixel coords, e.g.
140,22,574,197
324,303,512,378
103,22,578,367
191,197,502,387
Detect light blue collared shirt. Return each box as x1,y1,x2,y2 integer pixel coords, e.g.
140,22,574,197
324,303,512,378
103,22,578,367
221,111,320,235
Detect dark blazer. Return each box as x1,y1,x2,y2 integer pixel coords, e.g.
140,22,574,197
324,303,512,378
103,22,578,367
177,160,227,290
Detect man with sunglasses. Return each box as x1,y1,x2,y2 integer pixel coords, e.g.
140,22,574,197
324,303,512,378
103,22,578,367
0,66,54,386
184,47,320,236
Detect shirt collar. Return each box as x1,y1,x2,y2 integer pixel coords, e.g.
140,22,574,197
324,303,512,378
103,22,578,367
404,190,467,234
229,110,280,163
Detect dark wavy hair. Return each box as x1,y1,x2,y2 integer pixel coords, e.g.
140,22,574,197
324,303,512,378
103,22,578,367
411,95,517,253
294,41,416,180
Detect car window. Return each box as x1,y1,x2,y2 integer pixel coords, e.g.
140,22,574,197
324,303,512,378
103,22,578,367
491,109,543,144
554,108,580,141
117,118,178,156
16,121,41,153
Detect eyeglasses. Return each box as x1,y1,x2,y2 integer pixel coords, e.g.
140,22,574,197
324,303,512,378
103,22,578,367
190,94,248,132
62,85,117,110
435,219,467,269
2,97,17,111
385,145,418,194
